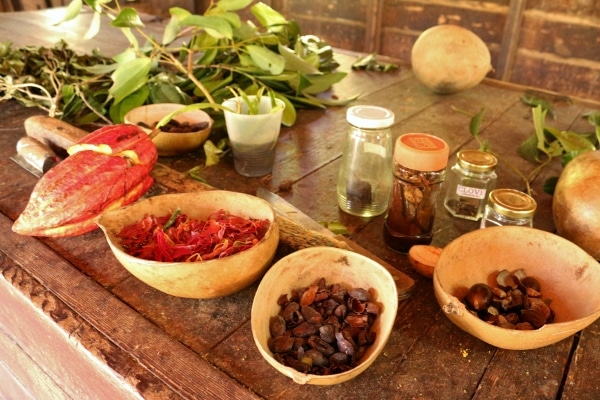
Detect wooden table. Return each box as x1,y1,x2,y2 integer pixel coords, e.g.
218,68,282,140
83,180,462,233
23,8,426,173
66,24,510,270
1,8,600,400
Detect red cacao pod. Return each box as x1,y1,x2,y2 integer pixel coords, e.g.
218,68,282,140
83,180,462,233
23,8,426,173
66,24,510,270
12,124,157,237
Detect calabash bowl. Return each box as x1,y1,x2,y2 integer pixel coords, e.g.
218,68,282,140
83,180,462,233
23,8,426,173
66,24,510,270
124,103,213,156
251,246,398,385
96,191,279,299
433,226,600,350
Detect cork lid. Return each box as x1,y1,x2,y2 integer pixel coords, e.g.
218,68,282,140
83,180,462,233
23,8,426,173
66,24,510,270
347,106,395,129
394,133,449,171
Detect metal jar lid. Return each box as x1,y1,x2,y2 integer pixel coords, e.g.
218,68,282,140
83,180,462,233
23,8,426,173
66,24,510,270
488,189,537,219
347,105,395,129
457,150,497,172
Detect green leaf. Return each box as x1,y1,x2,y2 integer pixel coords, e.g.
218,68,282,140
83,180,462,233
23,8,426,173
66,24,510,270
542,176,558,195
517,135,541,162
111,8,145,29
204,140,225,166
196,47,218,65
81,62,118,75
532,105,550,155
213,0,253,12
584,110,600,144
301,72,346,94
319,221,349,235
251,2,288,28
278,43,321,75
215,12,242,29
149,81,190,104
56,0,82,25
83,0,111,13
274,93,296,126
83,11,102,40
169,7,192,19
180,15,233,39
109,85,149,123
469,108,485,137
553,129,596,153
246,45,285,75
162,14,182,45
110,57,152,104
521,95,555,119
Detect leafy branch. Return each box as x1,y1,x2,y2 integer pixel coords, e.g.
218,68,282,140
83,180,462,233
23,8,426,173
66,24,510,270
454,100,599,195
43,0,356,126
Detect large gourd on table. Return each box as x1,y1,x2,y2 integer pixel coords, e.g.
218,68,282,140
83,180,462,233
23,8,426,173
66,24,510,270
12,124,158,237
411,24,493,94
552,150,600,260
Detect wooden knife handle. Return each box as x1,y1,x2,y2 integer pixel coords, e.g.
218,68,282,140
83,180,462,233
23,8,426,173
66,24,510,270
24,115,89,151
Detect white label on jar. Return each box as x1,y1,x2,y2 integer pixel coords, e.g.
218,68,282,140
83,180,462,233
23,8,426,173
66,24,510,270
456,185,486,199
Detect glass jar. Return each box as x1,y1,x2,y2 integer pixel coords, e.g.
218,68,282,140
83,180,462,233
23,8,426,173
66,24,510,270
444,150,498,221
337,105,394,217
480,188,537,228
383,133,449,253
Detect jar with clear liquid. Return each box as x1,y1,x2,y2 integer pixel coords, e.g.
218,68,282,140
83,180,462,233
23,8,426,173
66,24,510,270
337,105,394,217
383,133,449,253
444,150,498,221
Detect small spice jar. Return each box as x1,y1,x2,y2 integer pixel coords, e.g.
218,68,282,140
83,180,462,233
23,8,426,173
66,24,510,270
383,133,449,253
337,105,394,217
480,188,537,228
444,150,498,221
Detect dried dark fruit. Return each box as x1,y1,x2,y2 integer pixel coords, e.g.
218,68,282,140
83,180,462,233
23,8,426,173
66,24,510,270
269,278,379,375
465,283,493,311
463,269,554,330
269,315,287,337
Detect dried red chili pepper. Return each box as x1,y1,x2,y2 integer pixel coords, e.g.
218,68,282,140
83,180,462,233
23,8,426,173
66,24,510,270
117,209,270,262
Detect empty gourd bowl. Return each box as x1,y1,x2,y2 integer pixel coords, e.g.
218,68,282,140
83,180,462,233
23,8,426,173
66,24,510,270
124,103,213,156
251,246,398,385
433,226,600,350
96,191,279,299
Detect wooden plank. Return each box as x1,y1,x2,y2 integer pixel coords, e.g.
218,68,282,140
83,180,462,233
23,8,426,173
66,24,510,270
0,213,260,400
0,263,142,399
495,0,527,81
562,322,600,399
0,332,40,400
0,327,69,400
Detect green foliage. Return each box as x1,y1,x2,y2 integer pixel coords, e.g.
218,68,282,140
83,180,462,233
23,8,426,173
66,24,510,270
1,0,353,126
459,101,599,196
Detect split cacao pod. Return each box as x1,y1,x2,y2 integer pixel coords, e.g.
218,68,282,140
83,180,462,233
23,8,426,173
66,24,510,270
12,124,158,237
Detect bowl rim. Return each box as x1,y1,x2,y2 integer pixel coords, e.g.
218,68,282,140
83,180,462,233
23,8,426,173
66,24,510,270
250,246,398,384
96,190,277,267
433,226,600,349
123,103,214,137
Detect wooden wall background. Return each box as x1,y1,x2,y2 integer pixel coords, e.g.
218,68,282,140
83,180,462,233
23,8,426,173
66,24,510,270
3,0,599,102
204,0,600,102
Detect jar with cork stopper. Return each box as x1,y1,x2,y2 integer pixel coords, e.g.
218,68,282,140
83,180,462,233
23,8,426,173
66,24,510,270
383,133,449,253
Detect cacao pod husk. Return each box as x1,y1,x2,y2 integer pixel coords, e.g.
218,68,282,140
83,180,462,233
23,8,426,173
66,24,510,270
12,124,158,237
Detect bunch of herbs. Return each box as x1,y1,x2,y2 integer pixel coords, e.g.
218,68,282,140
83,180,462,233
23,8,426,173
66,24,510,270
0,0,356,127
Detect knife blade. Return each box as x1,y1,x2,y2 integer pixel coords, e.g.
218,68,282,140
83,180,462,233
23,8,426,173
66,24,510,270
256,187,415,300
11,116,90,177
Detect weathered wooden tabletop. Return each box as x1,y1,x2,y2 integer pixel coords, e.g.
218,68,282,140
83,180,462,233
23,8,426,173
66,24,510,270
1,8,600,400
